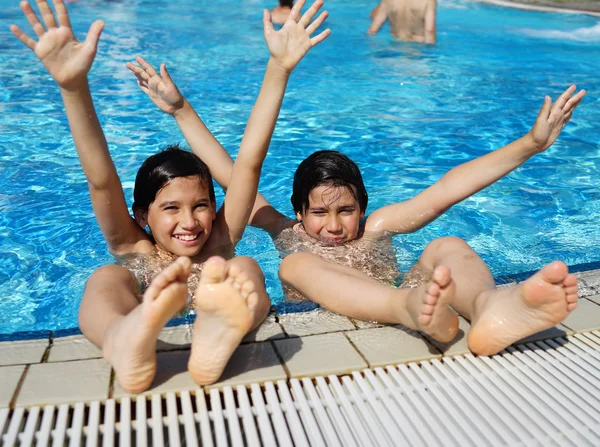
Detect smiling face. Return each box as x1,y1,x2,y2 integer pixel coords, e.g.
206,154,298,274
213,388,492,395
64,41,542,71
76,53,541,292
297,184,365,244
138,176,216,257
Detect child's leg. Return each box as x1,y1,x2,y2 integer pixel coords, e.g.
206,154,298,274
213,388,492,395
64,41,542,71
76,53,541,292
412,237,578,355
79,258,191,394
188,256,270,385
278,252,459,343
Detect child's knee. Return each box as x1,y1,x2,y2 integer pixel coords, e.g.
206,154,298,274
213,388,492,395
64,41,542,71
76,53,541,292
278,252,314,280
426,236,470,255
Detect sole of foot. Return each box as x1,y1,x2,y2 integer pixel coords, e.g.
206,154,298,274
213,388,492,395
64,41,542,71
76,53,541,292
188,257,256,385
468,261,577,356
104,257,191,394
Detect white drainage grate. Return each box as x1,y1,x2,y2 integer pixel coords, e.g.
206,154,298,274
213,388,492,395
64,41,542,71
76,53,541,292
2,331,600,446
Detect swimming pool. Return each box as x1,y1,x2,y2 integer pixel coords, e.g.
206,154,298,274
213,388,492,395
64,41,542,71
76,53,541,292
1,0,599,336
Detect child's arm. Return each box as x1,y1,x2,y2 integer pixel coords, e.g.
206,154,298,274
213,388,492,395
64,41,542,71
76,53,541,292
220,0,330,245
126,58,288,235
365,85,586,235
424,0,437,45
368,1,388,35
11,0,145,254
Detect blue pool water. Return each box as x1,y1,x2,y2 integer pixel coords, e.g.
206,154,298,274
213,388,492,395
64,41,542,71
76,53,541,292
1,0,599,336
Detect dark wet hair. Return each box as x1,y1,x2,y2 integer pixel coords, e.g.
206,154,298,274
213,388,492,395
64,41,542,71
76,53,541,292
291,150,368,214
132,145,215,212
279,0,294,7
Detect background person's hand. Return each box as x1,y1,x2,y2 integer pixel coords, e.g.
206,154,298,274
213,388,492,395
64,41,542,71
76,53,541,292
528,85,586,152
263,0,330,74
126,56,184,115
10,0,104,91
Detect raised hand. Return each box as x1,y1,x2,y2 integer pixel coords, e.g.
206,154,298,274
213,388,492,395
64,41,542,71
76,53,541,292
263,0,331,74
529,85,586,152
126,56,184,115
10,0,104,90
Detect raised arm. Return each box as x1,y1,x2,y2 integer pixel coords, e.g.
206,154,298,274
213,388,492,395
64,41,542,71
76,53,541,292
221,0,331,244
424,0,437,45
10,0,143,254
126,57,288,235
366,85,586,235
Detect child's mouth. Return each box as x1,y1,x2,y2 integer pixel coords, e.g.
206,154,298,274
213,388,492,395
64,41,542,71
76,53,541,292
174,233,201,244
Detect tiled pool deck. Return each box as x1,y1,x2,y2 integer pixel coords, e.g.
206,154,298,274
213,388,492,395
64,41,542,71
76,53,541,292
2,266,600,409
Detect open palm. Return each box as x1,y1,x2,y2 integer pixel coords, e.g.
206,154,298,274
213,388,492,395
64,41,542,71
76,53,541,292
264,0,330,73
10,0,103,90
126,56,184,115
530,85,586,152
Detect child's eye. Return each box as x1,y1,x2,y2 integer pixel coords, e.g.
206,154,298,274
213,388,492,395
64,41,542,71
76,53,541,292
164,206,178,211
311,211,326,216
341,209,354,214
195,204,208,210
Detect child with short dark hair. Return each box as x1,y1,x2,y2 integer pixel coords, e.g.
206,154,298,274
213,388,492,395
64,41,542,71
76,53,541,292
10,0,330,393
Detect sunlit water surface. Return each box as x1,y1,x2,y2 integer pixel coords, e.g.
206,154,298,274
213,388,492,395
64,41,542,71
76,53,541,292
1,0,599,335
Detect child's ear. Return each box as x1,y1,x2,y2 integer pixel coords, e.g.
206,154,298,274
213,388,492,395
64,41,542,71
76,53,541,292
295,211,303,221
134,209,149,228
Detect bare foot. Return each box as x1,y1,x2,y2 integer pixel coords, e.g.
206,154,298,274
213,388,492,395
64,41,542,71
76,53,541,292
188,257,255,385
103,257,191,394
468,261,578,356
405,266,459,343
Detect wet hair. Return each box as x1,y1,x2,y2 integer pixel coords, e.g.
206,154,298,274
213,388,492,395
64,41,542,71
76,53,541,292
132,145,215,213
291,150,368,214
279,0,294,7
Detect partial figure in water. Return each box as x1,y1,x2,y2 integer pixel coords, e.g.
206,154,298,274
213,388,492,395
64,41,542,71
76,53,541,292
126,4,584,355
271,0,294,24
10,0,330,393
368,0,437,44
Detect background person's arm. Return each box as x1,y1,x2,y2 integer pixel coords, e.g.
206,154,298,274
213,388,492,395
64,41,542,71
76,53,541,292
424,0,437,44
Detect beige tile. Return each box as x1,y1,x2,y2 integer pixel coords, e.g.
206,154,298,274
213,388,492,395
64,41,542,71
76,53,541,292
206,342,287,390
346,326,440,367
157,325,193,352
16,359,111,407
113,350,198,398
0,338,49,366
279,310,355,337
242,315,285,343
512,324,573,346
47,335,102,362
586,294,600,305
562,299,600,332
0,365,26,407
425,317,472,357
274,333,367,378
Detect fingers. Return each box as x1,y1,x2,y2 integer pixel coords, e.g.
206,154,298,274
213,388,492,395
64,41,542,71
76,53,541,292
160,64,174,85
288,0,306,23
537,95,552,120
36,0,57,29
550,84,576,117
263,9,274,37
305,10,328,36
20,1,46,38
136,55,159,78
53,0,71,28
563,89,586,114
299,0,323,28
310,27,331,47
84,19,104,50
9,24,37,50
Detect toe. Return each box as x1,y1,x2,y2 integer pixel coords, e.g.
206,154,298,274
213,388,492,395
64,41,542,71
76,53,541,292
200,257,227,285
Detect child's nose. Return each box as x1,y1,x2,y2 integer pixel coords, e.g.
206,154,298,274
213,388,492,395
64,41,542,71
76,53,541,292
181,210,197,228
326,215,342,233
